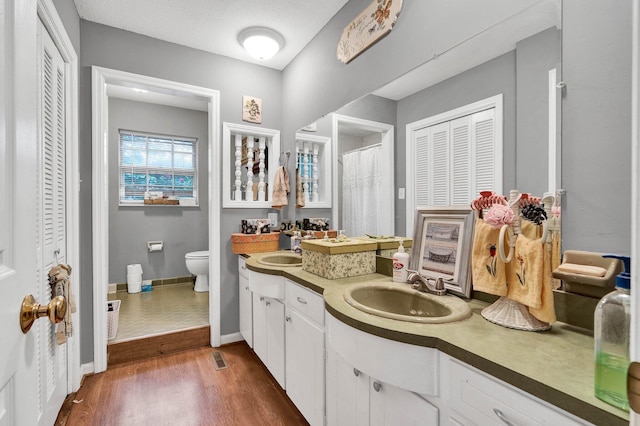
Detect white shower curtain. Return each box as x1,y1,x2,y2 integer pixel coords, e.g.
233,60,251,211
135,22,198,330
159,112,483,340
342,144,384,237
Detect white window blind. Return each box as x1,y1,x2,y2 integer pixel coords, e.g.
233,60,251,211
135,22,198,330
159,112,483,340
119,130,198,204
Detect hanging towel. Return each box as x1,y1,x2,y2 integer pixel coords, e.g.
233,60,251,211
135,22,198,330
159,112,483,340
48,263,75,344
296,168,305,208
271,166,289,209
471,218,509,296
506,234,544,309
520,219,543,240
528,246,556,323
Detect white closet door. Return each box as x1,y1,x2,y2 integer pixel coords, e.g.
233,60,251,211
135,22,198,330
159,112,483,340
37,19,68,426
431,122,450,206
471,109,497,196
414,126,431,206
450,115,471,205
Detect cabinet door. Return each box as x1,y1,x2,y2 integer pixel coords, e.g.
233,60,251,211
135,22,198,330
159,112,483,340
285,307,325,426
370,381,439,426
266,298,285,388
252,293,267,364
239,274,253,347
325,342,370,426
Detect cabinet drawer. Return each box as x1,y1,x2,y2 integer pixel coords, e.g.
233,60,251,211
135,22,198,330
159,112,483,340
447,357,589,426
250,270,284,299
285,279,324,326
238,256,249,278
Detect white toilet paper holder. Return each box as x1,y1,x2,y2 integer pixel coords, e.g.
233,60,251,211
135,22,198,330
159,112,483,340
147,241,164,252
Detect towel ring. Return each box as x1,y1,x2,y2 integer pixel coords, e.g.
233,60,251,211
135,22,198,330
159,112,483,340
498,224,515,263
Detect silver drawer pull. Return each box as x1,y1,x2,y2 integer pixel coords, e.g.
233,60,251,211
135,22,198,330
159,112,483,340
259,296,265,301
296,296,308,305
493,409,517,426
372,381,382,392
285,316,291,322
265,301,270,306
353,368,360,377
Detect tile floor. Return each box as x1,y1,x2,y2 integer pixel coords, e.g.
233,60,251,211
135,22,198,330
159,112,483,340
107,282,208,343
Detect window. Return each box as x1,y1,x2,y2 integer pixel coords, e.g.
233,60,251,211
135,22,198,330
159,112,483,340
119,130,198,205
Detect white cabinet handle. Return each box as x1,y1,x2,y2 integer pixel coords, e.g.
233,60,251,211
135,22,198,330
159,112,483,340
372,381,382,392
285,316,291,322
493,409,517,426
296,296,308,305
353,368,360,377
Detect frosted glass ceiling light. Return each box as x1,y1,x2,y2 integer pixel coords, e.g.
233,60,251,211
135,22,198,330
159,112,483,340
238,27,284,60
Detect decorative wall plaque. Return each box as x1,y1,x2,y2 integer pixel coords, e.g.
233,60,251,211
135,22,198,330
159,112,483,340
337,0,403,64
242,95,262,124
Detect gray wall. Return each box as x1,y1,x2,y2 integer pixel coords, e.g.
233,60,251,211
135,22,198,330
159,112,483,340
108,98,209,283
562,0,632,254
79,21,283,363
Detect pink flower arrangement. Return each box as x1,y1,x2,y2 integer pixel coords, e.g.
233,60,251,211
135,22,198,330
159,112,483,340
485,204,515,229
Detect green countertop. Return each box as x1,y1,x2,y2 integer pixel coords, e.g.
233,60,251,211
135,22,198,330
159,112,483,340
244,252,629,425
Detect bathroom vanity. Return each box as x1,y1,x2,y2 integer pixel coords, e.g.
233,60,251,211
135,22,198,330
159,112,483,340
240,253,628,426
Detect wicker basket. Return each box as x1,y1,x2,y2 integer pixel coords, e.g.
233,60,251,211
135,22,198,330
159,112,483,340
231,232,280,254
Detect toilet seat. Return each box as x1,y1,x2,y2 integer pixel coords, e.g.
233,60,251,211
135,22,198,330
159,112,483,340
186,251,209,259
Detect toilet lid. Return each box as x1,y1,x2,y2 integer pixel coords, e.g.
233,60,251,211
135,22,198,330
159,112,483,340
186,250,209,259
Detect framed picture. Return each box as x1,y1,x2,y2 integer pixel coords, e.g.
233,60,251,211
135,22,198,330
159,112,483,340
409,206,475,298
242,95,262,124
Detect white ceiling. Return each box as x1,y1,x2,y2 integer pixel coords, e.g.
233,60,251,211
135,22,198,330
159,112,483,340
73,0,349,70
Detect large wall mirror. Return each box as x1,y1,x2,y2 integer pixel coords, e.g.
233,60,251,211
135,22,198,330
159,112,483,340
294,0,561,253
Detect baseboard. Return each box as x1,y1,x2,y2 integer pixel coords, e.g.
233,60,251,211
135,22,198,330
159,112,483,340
220,332,244,346
81,362,94,377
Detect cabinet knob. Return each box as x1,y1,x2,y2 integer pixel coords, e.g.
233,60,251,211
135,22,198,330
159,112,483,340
372,381,382,392
353,368,360,377
493,409,517,426
259,296,265,302
266,300,271,306
245,286,250,291
285,316,291,322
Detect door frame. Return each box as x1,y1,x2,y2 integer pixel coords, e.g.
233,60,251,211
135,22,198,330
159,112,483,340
37,0,81,393
331,114,395,235
91,67,221,373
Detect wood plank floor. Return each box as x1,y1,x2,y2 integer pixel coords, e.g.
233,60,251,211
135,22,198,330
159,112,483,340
60,342,309,426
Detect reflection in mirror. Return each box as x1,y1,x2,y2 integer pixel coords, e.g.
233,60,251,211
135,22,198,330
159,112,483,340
296,0,561,267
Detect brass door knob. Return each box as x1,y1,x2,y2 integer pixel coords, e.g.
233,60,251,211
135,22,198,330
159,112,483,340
20,294,66,334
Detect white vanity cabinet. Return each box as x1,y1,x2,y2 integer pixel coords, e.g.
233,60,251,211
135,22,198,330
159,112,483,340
325,313,440,425
441,354,592,426
250,270,285,388
284,279,325,426
238,257,252,347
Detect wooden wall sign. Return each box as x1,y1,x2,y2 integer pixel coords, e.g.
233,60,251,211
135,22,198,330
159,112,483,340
337,0,403,64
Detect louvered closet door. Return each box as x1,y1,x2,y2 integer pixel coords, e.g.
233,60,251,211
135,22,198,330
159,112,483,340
36,19,68,426
413,108,497,207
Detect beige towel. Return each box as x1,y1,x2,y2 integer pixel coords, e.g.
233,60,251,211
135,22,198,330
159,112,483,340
296,168,305,208
529,247,556,323
520,219,542,240
506,234,544,309
271,166,289,209
471,218,508,296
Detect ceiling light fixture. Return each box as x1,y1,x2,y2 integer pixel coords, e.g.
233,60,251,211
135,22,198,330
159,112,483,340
238,27,284,61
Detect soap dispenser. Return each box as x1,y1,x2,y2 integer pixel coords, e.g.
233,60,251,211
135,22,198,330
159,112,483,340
594,254,631,411
392,239,410,283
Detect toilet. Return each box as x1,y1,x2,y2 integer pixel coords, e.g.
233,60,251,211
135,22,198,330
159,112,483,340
185,251,209,292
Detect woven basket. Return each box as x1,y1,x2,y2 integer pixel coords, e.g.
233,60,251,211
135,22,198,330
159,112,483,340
231,232,280,254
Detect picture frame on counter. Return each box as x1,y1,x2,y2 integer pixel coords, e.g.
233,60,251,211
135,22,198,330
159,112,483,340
410,206,475,298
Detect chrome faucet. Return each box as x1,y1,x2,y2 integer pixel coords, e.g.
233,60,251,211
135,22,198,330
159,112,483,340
406,271,447,296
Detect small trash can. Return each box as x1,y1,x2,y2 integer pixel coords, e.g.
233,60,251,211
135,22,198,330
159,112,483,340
127,264,143,293
107,300,121,340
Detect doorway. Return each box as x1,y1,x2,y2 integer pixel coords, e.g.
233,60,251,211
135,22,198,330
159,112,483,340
331,114,395,236
92,67,221,373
